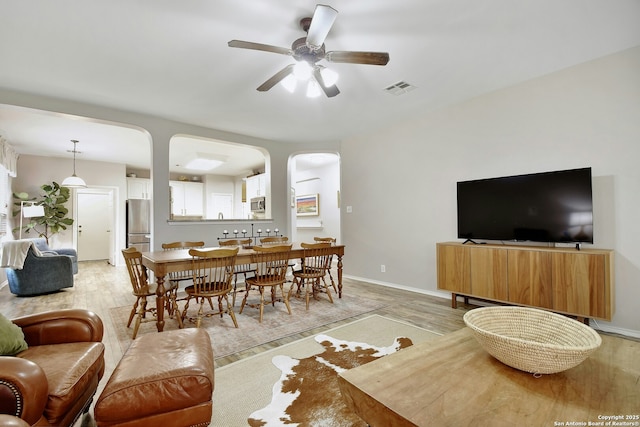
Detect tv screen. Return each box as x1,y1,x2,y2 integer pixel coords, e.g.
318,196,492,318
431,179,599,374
457,167,593,244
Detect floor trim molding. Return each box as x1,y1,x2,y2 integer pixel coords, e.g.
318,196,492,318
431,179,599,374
343,274,640,339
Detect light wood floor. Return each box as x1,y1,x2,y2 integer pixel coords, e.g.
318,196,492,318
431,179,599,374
3,260,634,425
0,260,474,373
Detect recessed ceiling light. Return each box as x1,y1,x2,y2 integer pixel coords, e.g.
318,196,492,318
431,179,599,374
185,158,223,171
185,153,227,171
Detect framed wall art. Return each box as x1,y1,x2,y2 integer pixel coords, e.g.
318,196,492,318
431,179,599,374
295,193,319,216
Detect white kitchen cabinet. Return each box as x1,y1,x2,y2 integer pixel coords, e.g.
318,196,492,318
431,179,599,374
127,178,151,199
245,173,266,199
170,181,204,217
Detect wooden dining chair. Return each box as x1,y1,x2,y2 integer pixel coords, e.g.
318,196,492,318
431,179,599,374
161,241,205,285
314,236,338,293
181,247,240,328
161,241,205,313
240,244,292,323
121,247,182,339
259,236,289,244
219,238,255,306
290,242,334,310
260,236,295,278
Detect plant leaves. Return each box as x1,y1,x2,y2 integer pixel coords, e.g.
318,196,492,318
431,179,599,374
12,181,74,242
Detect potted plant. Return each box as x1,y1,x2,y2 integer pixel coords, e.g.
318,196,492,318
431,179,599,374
13,181,74,245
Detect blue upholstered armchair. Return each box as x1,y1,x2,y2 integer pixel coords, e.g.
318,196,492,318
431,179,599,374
3,238,77,297
27,238,78,274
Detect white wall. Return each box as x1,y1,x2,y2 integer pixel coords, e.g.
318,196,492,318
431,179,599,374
342,46,640,335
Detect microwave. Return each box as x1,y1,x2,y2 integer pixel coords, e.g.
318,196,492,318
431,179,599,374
250,196,266,213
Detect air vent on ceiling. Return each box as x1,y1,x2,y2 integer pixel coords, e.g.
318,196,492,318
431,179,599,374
384,81,417,96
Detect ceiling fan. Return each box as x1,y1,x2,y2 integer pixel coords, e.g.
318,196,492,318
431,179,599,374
228,4,390,98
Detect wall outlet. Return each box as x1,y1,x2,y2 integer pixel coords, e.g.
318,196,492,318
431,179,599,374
380,264,386,273
346,206,353,213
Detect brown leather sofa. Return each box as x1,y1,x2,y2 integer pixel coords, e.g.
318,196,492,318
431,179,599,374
0,309,105,427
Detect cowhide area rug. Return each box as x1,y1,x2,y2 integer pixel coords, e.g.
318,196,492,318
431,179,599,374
248,333,413,426
211,315,441,426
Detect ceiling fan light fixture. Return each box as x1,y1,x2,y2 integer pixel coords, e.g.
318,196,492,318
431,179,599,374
306,80,322,98
293,61,312,80
319,66,339,87
229,4,389,98
281,74,297,93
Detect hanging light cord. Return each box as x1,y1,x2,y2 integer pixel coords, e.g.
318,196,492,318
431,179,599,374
71,139,79,176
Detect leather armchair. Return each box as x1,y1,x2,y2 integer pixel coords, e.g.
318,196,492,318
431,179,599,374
0,309,105,427
4,238,77,296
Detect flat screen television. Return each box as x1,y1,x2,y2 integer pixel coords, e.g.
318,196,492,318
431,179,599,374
457,167,593,244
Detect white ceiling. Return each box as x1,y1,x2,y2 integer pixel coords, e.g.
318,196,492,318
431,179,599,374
1,0,639,175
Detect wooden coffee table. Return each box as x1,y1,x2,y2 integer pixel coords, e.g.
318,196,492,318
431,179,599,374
337,327,639,426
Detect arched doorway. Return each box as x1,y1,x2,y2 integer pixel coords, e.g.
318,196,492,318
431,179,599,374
290,153,341,244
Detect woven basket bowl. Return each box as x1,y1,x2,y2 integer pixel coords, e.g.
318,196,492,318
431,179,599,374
463,306,602,374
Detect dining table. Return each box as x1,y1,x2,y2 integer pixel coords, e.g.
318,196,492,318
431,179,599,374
141,242,345,332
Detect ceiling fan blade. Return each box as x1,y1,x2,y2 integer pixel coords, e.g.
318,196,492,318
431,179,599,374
313,67,340,98
306,4,338,49
325,51,390,66
257,64,295,92
228,40,292,56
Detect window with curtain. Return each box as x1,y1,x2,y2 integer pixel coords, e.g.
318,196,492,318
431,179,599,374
0,136,18,237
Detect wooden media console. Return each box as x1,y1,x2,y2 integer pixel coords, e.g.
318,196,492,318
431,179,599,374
436,242,614,321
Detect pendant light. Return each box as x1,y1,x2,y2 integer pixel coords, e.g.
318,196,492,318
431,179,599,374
61,139,87,188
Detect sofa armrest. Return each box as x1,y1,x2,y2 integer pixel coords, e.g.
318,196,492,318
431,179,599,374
0,357,48,426
0,414,31,427
12,309,103,346
51,248,77,258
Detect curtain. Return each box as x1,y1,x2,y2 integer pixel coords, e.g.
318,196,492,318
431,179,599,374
0,135,18,177
0,136,17,237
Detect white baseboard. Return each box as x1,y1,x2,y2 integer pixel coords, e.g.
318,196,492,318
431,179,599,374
344,274,450,300
588,321,640,339
344,274,640,339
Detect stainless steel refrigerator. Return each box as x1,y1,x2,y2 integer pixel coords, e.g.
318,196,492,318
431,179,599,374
126,199,151,252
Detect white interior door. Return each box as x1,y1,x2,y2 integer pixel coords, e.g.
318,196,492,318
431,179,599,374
77,190,112,262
